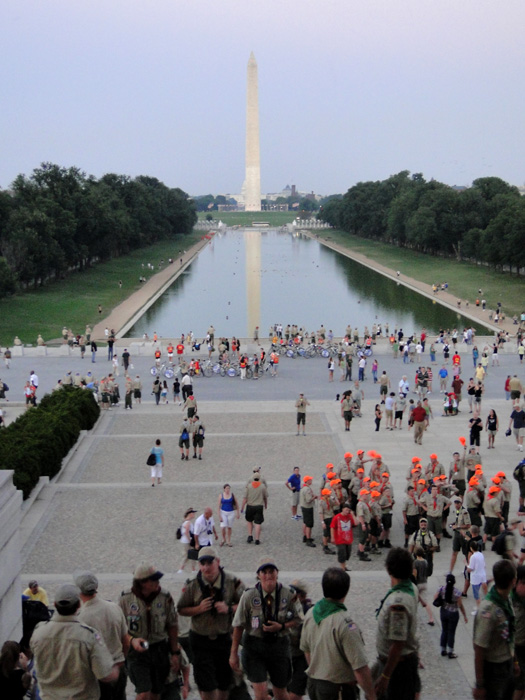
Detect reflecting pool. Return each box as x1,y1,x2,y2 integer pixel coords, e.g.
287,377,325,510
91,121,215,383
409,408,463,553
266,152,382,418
125,229,481,339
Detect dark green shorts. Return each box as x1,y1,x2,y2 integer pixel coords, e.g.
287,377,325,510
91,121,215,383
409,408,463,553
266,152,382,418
127,640,170,695
241,635,291,688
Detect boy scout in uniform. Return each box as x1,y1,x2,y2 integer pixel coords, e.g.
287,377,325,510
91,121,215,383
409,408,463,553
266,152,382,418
356,489,372,562
337,453,354,492
473,559,517,700
449,450,467,496
230,558,304,700
420,484,451,551
119,563,180,700
449,495,472,573
300,475,317,547
374,548,419,700
300,568,376,700
31,584,118,700
177,547,244,700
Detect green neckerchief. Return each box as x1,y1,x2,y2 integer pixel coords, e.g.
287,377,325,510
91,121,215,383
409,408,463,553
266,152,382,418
312,598,347,624
375,579,415,618
486,585,515,646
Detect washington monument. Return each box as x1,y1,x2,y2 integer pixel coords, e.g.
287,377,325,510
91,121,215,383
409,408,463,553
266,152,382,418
244,52,261,212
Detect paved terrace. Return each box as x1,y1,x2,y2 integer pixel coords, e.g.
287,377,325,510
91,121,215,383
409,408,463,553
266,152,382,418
7,341,525,699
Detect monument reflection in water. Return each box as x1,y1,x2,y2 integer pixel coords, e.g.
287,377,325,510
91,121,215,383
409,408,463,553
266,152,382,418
125,229,479,339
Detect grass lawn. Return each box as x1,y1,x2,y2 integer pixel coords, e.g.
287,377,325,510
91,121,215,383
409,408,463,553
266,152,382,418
317,230,525,318
198,211,297,227
0,233,203,346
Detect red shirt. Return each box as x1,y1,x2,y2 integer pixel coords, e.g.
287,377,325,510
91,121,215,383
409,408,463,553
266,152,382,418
330,512,355,545
412,406,427,422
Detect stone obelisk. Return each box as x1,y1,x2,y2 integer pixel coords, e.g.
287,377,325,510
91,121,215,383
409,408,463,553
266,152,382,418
244,52,261,212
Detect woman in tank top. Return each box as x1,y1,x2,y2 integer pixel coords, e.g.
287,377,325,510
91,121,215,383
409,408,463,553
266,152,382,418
218,484,239,547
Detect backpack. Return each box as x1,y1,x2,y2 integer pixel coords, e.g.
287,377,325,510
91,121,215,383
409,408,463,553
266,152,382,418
147,452,157,466
198,425,205,437
176,526,182,540
181,429,189,441
492,531,509,555
514,460,525,481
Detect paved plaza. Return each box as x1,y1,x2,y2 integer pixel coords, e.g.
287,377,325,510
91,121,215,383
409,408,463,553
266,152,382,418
5,339,525,699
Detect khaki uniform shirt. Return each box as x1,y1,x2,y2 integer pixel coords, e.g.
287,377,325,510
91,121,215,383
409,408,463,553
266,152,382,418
300,485,316,509
484,496,502,519
356,500,371,524
473,597,514,662
300,607,368,683
376,584,419,658
245,482,267,507
425,461,445,481
452,506,471,531
338,460,354,482
78,596,128,663
31,615,114,700
341,398,353,414
449,459,466,481
119,588,177,644
403,494,420,517
177,570,244,637
421,493,450,518
232,584,303,639
319,498,335,520
465,489,481,510
409,529,438,551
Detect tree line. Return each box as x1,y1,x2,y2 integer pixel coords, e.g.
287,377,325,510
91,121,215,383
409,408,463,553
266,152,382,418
0,163,197,297
317,172,525,273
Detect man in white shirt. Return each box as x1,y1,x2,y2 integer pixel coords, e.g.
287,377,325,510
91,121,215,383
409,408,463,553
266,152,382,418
467,541,487,612
193,507,218,549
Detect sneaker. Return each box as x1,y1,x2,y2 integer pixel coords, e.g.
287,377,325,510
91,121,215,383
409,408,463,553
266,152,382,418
359,554,372,562
192,455,197,459
306,540,316,548
247,536,253,543
177,569,184,574
471,610,478,616
255,540,260,545
323,546,335,555
198,455,202,460
185,455,189,461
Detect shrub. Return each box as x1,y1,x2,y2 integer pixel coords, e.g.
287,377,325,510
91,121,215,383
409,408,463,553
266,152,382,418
0,386,100,498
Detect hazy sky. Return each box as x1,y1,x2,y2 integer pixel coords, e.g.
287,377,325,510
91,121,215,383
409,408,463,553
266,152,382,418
2,1,524,196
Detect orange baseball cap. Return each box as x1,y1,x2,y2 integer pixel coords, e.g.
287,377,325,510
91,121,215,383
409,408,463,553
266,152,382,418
381,472,389,478
489,486,500,494
418,479,426,485
356,467,364,473
326,472,336,480
326,463,334,470
357,449,364,455
491,477,501,485
344,452,353,459
496,471,506,478
359,489,370,496
363,476,371,483
412,456,421,463
469,477,479,486
321,488,332,496
330,479,341,486
303,475,313,483
371,490,381,498
370,481,379,489
375,454,382,461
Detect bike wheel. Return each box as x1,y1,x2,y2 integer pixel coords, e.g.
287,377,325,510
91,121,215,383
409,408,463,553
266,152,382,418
364,349,372,357
246,368,253,379
227,367,237,377
164,368,174,379
213,364,221,374
298,347,307,357
150,367,158,376
321,349,330,358
203,367,213,378
306,347,316,358
286,349,295,358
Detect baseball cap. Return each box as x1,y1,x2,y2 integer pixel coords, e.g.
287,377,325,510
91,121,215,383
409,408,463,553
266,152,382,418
344,452,353,459
430,454,438,460
359,489,370,496
290,579,308,595
496,471,506,478
321,488,332,496
453,496,462,503
330,479,341,486
357,449,364,455
412,456,421,463
326,472,336,480
74,571,98,595
326,463,334,470
184,507,197,518
257,557,279,573
489,486,500,494
55,584,81,606
303,475,313,483
371,490,381,498
419,517,428,523
198,546,217,562
418,479,426,485
133,563,164,581
356,467,364,473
